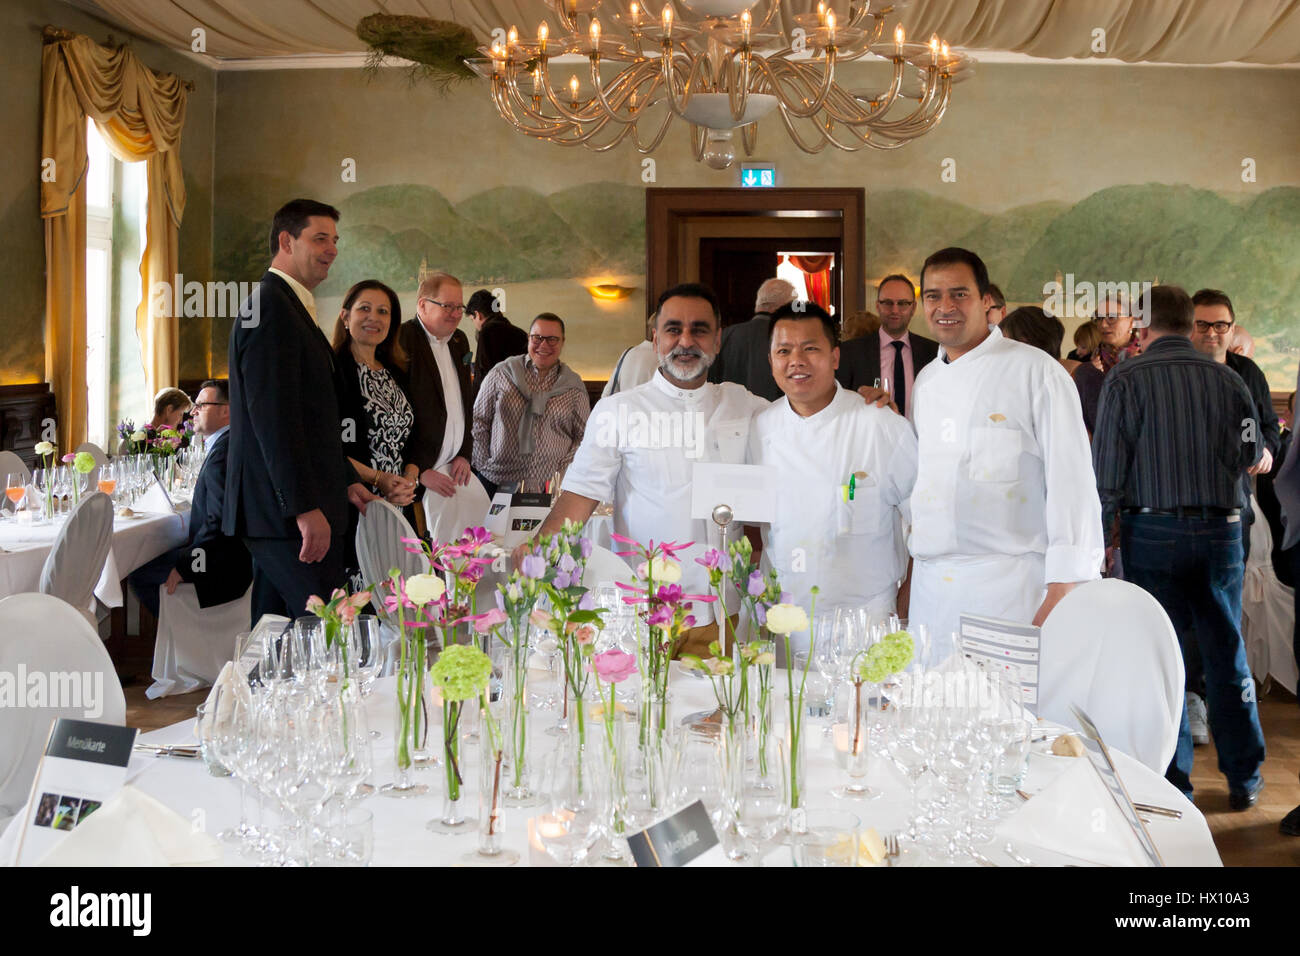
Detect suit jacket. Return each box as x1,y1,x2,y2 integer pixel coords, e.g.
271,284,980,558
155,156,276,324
175,430,252,607
223,271,356,539
708,314,782,401
398,318,474,473
1273,365,1300,550
836,331,940,396
473,315,528,388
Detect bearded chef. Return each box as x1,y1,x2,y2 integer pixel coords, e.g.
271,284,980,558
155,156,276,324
747,301,917,655
908,247,1103,648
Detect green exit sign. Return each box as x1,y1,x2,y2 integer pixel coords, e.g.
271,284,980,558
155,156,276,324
741,164,776,188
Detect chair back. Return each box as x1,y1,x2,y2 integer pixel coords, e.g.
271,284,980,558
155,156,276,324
420,478,490,547
0,450,31,513
0,593,126,820
355,500,430,624
73,442,107,488
1038,578,1184,773
39,492,114,617
581,544,635,588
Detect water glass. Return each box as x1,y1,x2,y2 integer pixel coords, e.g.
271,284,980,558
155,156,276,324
791,809,861,867
990,717,1033,795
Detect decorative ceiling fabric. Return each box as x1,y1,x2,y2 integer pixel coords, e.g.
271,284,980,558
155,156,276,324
86,0,1300,64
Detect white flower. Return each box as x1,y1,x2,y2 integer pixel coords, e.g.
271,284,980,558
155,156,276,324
636,555,682,584
131,430,148,441
765,603,810,635
34,441,54,455
404,573,446,606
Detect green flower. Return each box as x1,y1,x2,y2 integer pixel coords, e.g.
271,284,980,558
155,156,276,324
429,643,492,702
73,452,96,474
857,631,915,683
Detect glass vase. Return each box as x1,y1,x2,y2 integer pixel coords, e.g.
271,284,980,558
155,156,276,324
503,658,541,806
380,633,428,797
428,700,471,834
831,679,880,800
597,717,630,865
781,725,809,830
464,701,518,865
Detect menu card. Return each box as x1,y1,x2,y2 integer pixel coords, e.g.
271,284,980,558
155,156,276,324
13,719,137,866
959,614,1041,712
627,800,721,867
1070,705,1164,867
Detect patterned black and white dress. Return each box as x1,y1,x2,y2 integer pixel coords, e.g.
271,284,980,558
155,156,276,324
357,363,414,475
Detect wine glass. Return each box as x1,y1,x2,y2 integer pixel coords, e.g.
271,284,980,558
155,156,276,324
6,472,27,518
96,461,118,500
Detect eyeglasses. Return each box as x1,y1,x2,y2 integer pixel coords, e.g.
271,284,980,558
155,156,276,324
192,402,228,410
421,298,465,316
1092,314,1131,324
1194,319,1234,334
529,334,562,347
877,299,915,309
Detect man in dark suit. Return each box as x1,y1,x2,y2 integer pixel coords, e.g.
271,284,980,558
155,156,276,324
467,288,527,389
223,199,376,624
398,271,474,499
836,273,939,417
707,278,796,400
1275,367,1300,836
128,380,251,616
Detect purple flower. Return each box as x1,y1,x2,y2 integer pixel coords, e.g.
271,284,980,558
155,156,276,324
521,554,545,580
647,605,675,628
696,548,725,572
579,538,593,559
656,584,684,605
578,591,596,611
747,571,765,597
557,553,577,575
554,570,573,589
755,604,768,626
495,589,505,612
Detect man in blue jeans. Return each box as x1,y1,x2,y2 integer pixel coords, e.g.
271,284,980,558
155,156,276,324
1093,285,1266,807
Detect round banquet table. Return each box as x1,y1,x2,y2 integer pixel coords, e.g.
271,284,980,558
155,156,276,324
0,505,189,607
1,667,1221,867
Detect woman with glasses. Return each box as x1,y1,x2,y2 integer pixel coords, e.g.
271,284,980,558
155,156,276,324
1073,294,1141,436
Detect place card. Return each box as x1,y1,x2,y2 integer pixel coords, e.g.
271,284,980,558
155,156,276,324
133,473,175,514
689,463,777,525
13,718,137,866
1069,705,1164,867
626,799,720,867
959,614,1041,712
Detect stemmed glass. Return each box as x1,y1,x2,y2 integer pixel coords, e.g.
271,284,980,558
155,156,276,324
4,472,25,518
96,461,118,502
886,694,932,859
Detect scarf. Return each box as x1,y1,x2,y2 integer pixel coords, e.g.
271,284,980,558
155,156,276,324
1095,338,1140,372
500,354,585,455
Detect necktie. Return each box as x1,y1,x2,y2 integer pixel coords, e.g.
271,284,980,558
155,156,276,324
891,340,906,417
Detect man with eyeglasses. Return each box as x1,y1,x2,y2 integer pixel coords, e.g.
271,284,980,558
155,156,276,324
836,273,939,420
471,313,589,498
399,271,475,502
130,379,251,626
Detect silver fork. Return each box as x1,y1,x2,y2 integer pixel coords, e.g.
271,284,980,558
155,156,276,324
885,833,900,867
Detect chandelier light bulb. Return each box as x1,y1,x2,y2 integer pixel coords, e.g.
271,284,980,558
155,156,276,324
538,20,549,52
569,74,580,100
507,25,518,46
929,33,940,64
894,24,905,51
630,2,640,27
662,4,673,37
826,9,836,43
590,17,601,48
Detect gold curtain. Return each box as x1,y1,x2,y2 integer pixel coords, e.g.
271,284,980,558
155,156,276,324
40,28,188,451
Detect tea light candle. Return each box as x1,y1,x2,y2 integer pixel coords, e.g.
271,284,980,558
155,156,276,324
527,810,574,866
831,722,865,756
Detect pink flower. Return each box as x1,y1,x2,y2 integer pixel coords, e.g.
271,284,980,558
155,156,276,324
349,590,372,609
658,540,694,560
695,549,725,572
338,604,357,626
647,604,675,628
61,453,75,463
590,648,637,684
305,594,326,614
467,607,507,635
529,608,551,629
572,623,597,645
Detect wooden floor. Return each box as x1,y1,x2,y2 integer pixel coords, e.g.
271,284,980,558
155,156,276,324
120,662,1300,867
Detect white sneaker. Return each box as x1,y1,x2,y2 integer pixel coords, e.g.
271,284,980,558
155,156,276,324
1187,692,1209,746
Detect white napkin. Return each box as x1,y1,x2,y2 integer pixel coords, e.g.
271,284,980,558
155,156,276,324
996,757,1152,866
134,480,175,514
37,786,223,867
195,661,252,743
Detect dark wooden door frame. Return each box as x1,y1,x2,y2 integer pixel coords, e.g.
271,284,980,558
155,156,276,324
698,236,843,327
646,187,866,315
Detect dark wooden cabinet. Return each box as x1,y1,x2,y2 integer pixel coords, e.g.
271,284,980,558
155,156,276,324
0,383,57,467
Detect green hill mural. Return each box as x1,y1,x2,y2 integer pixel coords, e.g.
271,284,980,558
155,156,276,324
212,180,1299,386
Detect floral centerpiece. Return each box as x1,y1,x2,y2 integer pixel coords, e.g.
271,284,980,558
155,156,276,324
524,520,604,748
63,451,96,506
406,527,494,649
848,628,915,753
428,642,494,832
378,568,448,796
767,595,815,812
35,441,56,517
614,534,715,741
590,647,637,837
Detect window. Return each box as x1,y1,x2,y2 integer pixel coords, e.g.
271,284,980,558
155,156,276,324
84,119,148,450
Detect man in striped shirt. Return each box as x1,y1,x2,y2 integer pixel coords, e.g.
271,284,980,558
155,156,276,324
1093,285,1266,808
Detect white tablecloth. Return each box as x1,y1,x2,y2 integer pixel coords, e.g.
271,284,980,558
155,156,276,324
0,669,1220,867
0,506,190,607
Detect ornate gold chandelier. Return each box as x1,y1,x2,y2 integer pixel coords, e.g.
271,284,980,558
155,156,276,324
467,0,975,168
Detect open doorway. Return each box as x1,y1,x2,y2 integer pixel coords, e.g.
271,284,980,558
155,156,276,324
646,188,864,327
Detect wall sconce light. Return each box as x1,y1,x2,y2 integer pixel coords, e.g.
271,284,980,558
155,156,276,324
587,283,635,302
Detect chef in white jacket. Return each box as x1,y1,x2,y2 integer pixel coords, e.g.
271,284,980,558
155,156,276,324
909,248,1103,647
748,302,918,655
516,283,769,658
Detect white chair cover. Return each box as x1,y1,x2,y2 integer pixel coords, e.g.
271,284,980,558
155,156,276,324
1242,497,1298,694
146,584,252,698
1038,578,1184,774
420,472,491,545
0,449,30,484
38,492,114,626
73,442,107,489
0,593,126,822
356,500,429,624
582,544,635,588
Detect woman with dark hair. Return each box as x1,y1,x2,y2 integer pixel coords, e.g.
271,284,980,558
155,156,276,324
331,280,418,507
1000,306,1066,363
